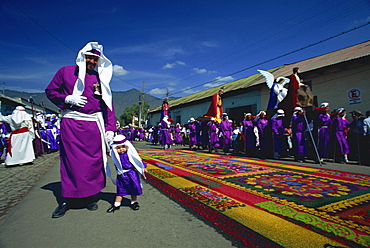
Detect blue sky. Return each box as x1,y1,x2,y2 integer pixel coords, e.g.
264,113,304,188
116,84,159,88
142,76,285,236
1,0,370,99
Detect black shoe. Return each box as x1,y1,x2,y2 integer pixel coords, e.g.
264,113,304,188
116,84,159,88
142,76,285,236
87,202,98,211
106,205,120,213
52,202,68,218
131,202,140,211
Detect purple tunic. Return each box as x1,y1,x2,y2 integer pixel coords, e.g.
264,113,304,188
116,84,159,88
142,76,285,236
316,113,332,158
242,120,256,149
188,122,199,146
45,120,58,150
160,121,173,146
291,115,306,155
116,153,142,196
45,66,116,198
33,120,44,156
207,122,220,148
173,127,182,144
256,118,270,152
219,120,232,150
271,118,285,153
332,117,350,155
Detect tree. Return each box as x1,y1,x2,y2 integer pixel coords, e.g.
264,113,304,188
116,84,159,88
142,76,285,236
119,102,150,127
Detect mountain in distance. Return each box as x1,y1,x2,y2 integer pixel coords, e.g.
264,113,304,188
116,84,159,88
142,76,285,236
3,89,170,117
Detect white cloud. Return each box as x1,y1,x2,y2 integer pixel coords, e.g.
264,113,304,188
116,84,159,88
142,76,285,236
193,67,217,74
162,60,186,69
203,82,224,88
214,76,234,82
113,65,129,76
149,88,168,95
162,63,175,69
203,76,234,88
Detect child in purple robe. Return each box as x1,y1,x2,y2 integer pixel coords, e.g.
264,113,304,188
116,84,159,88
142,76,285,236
107,135,147,213
332,108,350,163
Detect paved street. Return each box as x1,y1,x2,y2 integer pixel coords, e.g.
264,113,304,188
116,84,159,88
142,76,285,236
0,141,368,248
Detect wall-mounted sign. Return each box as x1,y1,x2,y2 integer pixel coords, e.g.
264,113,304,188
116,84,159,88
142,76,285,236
347,88,362,105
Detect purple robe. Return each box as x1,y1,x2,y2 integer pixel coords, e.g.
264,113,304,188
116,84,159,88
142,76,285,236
207,122,220,148
139,129,145,140
33,120,44,156
173,127,182,144
256,118,271,153
316,113,332,158
160,121,173,146
45,120,58,150
188,122,199,146
219,120,232,150
0,122,8,158
242,120,256,149
116,152,142,196
45,66,116,198
271,118,285,153
332,117,350,155
291,115,306,155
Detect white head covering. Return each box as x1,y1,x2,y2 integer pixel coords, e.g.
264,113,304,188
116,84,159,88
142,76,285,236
110,135,146,179
320,102,329,108
189,117,195,122
272,109,285,118
11,106,31,125
74,42,113,110
293,107,303,116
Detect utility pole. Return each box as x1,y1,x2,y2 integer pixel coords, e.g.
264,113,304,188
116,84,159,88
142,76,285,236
137,82,149,128
165,88,170,100
2,82,5,95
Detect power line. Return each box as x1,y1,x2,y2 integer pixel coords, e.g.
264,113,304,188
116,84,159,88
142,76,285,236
158,0,352,89
5,0,76,54
170,20,370,96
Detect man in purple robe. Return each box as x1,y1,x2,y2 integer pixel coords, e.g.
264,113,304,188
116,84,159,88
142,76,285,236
271,109,288,159
207,118,220,152
188,117,199,149
173,123,183,145
290,107,307,162
255,111,272,159
160,116,173,149
46,42,116,218
219,113,233,153
314,102,332,164
242,113,256,155
332,108,350,163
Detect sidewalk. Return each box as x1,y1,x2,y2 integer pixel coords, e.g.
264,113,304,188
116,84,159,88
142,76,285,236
0,142,368,248
0,144,235,248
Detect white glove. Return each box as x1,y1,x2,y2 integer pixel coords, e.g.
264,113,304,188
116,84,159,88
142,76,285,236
65,95,87,108
105,131,114,144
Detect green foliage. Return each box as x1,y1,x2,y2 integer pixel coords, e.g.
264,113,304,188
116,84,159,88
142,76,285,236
119,101,150,126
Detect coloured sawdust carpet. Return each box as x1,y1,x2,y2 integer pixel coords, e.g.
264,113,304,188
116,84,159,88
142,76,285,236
139,150,370,248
